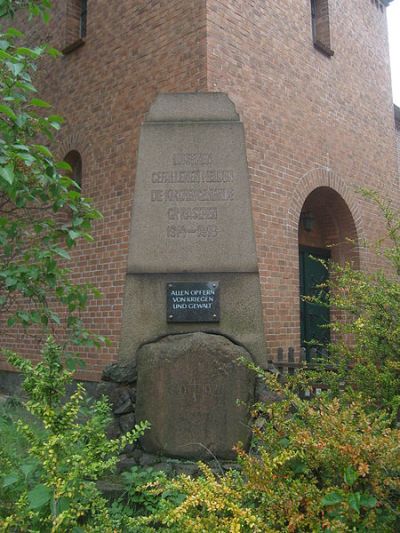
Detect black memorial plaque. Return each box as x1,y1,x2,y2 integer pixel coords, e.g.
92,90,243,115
167,282,220,323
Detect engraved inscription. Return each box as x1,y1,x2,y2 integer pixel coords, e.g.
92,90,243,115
167,207,217,221
167,282,220,322
167,225,218,239
149,153,236,239
176,379,224,409
151,169,233,184
173,153,213,166
150,188,234,202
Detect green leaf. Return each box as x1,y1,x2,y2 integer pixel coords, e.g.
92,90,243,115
289,458,307,474
28,484,52,509
56,161,72,171
57,497,70,513
54,247,71,260
21,461,38,477
15,80,37,92
48,114,64,125
321,492,343,506
0,163,15,185
68,230,81,241
48,310,61,325
348,492,361,514
34,144,53,158
360,493,378,509
0,49,13,60
46,47,61,58
344,466,359,487
2,473,19,488
16,47,39,58
0,103,17,121
6,28,24,38
10,62,24,76
30,98,51,108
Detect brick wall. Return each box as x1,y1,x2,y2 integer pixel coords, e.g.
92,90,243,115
395,106,400,176
206,0,398,358
1,0,207,380
1,0,398,379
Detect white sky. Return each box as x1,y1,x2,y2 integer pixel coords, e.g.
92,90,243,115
388,1,400,106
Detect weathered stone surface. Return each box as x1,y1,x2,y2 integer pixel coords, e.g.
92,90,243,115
127,93,258,274
174,463,200,477
119,92,267,366
106,419,121,440
145,93,239,123
153,462,174,476
102,360,137,384
118,412,136,434
114,399,134,415
95,382,134,414
255,377,282,404
136,332,255,460
116,456,138,473
139,453,159,467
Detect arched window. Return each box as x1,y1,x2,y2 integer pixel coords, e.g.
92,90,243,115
310,0,334,57
64,150,82,188
63,0,87,54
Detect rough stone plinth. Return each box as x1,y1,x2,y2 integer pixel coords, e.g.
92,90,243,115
136,332,255,459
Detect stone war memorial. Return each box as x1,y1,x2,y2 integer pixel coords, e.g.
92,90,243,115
109,93,267,460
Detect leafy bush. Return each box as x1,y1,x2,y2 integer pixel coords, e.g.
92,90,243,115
0,338,149,531
296,191,400,420
137,373,399,532
0,1,103,354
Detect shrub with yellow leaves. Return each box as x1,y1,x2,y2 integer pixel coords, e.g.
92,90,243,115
0,337,149,532
127,371,399,533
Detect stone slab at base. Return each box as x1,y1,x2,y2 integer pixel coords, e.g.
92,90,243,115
135,332,255,459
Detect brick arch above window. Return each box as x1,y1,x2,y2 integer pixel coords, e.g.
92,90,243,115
286,167,365,252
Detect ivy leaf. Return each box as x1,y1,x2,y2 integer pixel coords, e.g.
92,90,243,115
28,484,52,509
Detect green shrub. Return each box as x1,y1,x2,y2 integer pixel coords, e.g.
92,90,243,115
140,374,399,532
0,338,149,532
295,191,400,420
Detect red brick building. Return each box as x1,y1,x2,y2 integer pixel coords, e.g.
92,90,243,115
395,105,400,172
1,0,398,382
